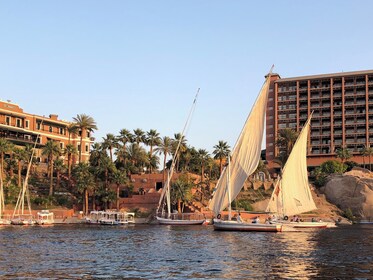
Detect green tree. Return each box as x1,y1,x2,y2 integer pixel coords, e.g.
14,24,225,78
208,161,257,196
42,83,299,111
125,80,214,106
54,158,66,192
72,162,94,215
172,133,187,172
314,160,347,187
73,114,98,162
336,147,352,163
42,140,61,196
155,136,173,183
65,144,78,180
197,149,210,182
212,140,231,176
12,147,28,187
170,174,193,213
275,128,299,168
146,129,161,157
102,133,117,162
362,145,373,171
133,128,145,146
0,138,12,179
112,169,128,210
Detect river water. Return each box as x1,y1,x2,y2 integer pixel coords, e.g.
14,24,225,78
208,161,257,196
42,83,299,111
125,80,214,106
0,224,372,279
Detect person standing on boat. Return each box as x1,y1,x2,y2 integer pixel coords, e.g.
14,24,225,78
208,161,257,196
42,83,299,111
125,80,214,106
237,212,243,223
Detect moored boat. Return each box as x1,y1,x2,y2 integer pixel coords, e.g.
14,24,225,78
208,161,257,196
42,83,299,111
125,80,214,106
208,68,273,232
213,219,282,232
156,212,205,225
156,89,206,225
35,210,54,225
265,113,331,230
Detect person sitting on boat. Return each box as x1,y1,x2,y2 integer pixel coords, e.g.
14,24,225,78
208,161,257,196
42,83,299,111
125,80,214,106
293,215,299,222
252,216,260,224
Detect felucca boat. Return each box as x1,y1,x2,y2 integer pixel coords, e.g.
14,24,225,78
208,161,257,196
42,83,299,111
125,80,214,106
265,112,329,229
156,89,206,225
10,127,41,226
208,67,282,232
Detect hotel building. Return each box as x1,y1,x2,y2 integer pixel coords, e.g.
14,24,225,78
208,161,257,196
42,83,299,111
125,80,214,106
0,99,93,164
266,69,373,170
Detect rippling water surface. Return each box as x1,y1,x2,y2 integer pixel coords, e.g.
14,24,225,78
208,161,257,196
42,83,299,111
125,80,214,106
0,224,372,279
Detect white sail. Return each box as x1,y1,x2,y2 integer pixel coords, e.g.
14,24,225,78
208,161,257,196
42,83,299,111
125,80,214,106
266,113,317,217
208,73,271,216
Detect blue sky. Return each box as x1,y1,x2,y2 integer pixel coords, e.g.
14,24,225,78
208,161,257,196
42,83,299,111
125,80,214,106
1,1,372,154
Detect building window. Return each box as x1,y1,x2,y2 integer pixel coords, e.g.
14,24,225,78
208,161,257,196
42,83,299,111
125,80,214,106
78,145,81,152
16,119,21,127
37,122,41,130
25,120,29,128
49,126,52,132
60,142,64,149
6,116,10,125
85,145,89,152
60,128,64,134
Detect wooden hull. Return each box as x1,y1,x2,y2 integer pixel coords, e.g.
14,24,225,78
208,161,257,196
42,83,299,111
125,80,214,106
156,216,205,225
213,219,282,232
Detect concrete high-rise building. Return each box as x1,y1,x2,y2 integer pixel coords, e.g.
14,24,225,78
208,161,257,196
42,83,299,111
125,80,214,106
0,99,94,164
266,69,373,170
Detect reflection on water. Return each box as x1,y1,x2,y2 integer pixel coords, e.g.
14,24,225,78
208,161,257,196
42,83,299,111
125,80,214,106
0,224,372,279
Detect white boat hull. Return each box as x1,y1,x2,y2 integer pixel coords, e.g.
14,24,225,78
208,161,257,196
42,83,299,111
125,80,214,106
213,219,282,232
99,219,119,225
0,219,11,225
279,221,329,229
156,216,205,225
10,218,35,226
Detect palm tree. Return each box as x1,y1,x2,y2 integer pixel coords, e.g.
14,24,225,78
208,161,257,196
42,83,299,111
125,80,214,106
146,129,161,172
336,146,352,164
112,169,128,210
126,143,149,174
212,140,231,176
170,176,193,213
154,136,173,183
148,153,160,173
116,129,133,169
276,128,299,154
73,114,98,162
360,146,367,169
67,123,78,144
197,149,210,182
102,133,117,162
275,128,299,168
172,133,187,172
363,145,373,171
133,128,145,146
42,140,61,196
65,144,78,179
53,158,66,191
0,138,12,179
13,147,28,187
72,162,94,215
117,129,133,152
